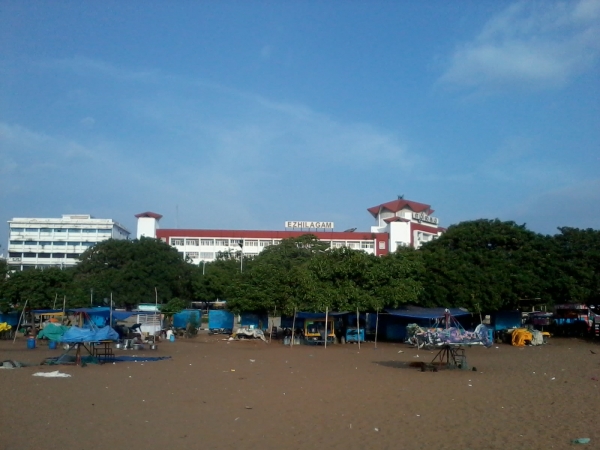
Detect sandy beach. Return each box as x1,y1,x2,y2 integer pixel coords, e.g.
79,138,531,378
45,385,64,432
1,335,599,450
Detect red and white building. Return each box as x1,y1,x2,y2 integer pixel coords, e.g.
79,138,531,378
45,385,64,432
135,198,444,264
368,198,445,252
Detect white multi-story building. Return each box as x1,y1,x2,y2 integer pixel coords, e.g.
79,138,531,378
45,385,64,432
7,214,130,271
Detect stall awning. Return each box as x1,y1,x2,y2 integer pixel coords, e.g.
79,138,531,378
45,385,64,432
385,306,470,320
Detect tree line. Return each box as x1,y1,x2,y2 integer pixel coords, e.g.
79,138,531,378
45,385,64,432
1,220,598,314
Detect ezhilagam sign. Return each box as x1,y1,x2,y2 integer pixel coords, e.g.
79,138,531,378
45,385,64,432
285,221,334,229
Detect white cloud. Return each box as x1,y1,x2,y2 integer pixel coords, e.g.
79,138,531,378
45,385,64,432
439,0,600,91
80,117,96,128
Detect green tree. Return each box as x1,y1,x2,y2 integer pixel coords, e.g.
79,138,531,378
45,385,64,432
419,219,549,311
2,267,75,309
73,237,194,307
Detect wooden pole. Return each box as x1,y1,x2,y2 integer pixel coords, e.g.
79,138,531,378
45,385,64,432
154,287,158,344
324,307,329,349
290,307,297,347
356,307,361,351
53,293,58,310
374,308,379,349
12,299,28,344
269,306,276,343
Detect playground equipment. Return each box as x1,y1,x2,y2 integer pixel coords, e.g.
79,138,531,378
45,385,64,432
419,309,493,370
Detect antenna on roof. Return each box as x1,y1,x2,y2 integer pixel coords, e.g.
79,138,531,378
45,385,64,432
397,194,404,200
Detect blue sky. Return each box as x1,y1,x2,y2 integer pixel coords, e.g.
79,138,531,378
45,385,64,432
1,0,599,250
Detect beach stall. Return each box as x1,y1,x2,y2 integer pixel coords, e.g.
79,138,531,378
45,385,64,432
239,312,269,331
208,310,234,334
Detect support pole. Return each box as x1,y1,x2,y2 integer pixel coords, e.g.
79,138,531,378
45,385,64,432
324,307,328,349
269,306,276,343
154,287,158,344
12,299,28,344
356,307,361,351
374,308,379,349
53,293,58,310
290,307,297,347
109,292,113,329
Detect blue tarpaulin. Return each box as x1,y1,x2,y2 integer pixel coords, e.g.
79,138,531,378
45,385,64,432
60,326,119,342
280,312,349,328
208,310,234,330
173,309,201,329
240,313,269,329
385,307,470,320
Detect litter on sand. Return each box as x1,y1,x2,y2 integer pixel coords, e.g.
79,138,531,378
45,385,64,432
33,371,71,378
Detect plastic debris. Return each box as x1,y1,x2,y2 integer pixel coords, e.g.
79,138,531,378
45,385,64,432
32,371,71,378
571,438,590,444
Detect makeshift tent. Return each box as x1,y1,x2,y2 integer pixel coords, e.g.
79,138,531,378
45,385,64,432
60,326,119,343
239,312,268,330
37,323,70,341
173,309,202,329
208,310,234,333
280,311,348,328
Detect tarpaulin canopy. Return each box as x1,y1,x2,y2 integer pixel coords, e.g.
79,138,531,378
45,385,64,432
60,326,119,343
32,309,64,315
385,306,470,320
292,312,349,319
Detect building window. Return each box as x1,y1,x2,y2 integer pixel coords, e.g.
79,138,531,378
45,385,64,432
200,252,214,259
332,241,345,248
260,240,272,247
215,239,229,246
347,241,359,249
186,252,199,259
200,239,214,246
171,238,184,246
81,242,95,247
38,253,51,258
67,241,80,246
186,239,199,246
361,241,374,249
10,240,23,245
245,240,258,247
98,229,112,234
53,241,66,246
39,241,52,246
54,229,66,233
10,228,25,232
67,253,79,259
25,241,37,246
378,241,386,250
9,252,21,258
40,228,53,233
24,252,36,258
230,239,242,247
67,228,81,233
53,253,66,258
83,229,96,233
273,240,281,245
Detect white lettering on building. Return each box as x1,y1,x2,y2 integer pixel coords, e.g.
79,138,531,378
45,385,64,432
412,212,439,225
285,221,335,229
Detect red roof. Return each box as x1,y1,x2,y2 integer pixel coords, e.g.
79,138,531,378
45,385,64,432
135,212,163,220
383,217,410,223
367,199,432,217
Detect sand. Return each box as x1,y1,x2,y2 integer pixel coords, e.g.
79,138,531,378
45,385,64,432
1,335,599,450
